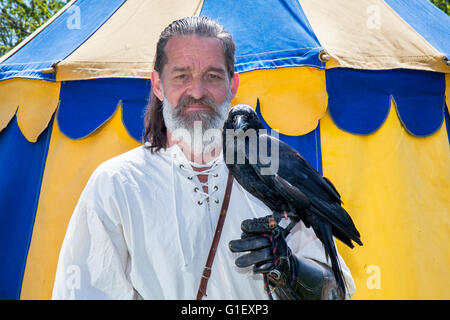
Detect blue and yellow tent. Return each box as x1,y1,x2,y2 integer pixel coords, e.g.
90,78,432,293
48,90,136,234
0,0,449,300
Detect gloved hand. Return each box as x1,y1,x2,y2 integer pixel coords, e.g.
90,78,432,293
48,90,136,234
229,215,294,294
229,215,344,300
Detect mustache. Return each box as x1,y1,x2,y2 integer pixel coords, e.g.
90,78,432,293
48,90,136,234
177,95,217,112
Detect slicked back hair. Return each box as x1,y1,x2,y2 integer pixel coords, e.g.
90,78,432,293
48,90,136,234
143,16,236,152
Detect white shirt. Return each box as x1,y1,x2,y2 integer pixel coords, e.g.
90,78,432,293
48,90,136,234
52,145,355,299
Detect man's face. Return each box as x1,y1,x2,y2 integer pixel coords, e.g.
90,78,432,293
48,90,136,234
152,35,239,133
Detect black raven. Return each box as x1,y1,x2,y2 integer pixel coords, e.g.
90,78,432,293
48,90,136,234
223,104,362,296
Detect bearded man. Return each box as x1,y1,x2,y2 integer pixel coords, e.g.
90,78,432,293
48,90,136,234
52,16,355,300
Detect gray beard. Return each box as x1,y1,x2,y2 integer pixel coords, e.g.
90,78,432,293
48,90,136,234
162,90,230,153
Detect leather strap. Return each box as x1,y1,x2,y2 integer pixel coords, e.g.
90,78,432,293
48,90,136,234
196,171,234,300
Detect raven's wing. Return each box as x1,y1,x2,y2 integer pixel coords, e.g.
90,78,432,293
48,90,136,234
244,134,309,211
253,133,362,246
254,133,340,203
227,135,286,212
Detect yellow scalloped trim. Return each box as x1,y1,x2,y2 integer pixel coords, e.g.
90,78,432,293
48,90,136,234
0,79,60,142
231,67,327,136
0,80,20,132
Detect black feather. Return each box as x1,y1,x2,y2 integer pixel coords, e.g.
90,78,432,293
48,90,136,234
223,104,363,297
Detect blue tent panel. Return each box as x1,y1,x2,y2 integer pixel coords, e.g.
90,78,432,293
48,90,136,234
0,115,53,299
122,98,150,143
200,0,324,74
327,69,445,137
385,0,450,58
395,94,444,137
387,70,445,137
58,78,150,140
57,79,124,139
0,0,126,81
326,69,391,135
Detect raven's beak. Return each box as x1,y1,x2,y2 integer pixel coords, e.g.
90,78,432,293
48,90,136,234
234,115,247,130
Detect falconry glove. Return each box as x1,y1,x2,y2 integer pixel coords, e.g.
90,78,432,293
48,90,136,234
229,215,344,300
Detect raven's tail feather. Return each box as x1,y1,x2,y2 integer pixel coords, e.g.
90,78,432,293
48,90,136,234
314,219,347,298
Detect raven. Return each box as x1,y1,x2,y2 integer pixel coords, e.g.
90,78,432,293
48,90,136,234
223,104,362,296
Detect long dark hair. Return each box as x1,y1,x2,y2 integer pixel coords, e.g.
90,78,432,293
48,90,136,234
143,16,236,153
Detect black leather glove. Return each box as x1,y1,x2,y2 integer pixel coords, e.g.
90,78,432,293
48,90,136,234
229,215,344,300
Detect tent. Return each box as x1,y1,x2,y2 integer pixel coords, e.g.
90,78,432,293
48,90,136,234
0,0,449,300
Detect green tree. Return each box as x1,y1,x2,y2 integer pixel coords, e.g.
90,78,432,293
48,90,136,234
429,0,449,14
0,0,68,57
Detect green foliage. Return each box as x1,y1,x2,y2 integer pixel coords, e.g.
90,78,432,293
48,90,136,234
429,0,449,15
0,0,68,57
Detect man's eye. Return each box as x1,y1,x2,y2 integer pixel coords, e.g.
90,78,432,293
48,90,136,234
208,73,221,80
175,74,186,79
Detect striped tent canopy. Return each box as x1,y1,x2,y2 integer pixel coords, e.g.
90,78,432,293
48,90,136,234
0,0,449,300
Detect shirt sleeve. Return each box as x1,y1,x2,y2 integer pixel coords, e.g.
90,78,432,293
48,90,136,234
52,165,139,300
286,220,356,299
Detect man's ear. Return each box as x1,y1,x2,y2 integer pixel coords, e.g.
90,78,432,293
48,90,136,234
230,72,239,100
151,70,163,101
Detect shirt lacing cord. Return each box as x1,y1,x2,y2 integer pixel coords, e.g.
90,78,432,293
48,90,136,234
178,162,220,205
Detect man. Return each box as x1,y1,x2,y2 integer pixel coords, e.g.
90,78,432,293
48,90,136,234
52,16,355,300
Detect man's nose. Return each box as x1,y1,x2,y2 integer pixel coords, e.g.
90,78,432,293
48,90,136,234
188,77,206,99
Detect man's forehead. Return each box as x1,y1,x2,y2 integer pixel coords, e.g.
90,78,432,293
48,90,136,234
164,35,226,71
